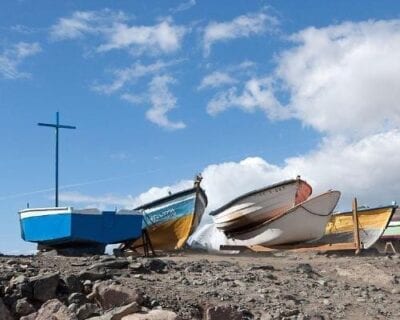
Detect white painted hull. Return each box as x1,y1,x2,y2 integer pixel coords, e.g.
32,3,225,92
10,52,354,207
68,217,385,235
212,179,312,233
228,191,340,246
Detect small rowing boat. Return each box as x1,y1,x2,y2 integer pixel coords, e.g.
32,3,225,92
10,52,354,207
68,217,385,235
131,176,208,250
210,177,312,233
228,190,340,246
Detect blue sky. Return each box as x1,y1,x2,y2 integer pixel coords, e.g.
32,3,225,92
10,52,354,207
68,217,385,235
1,0,400,253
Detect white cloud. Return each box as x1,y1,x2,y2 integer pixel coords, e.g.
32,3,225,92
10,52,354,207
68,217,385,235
207,20,400,138
0,42,41,79
275,19,400,137
146,75,186,130
203,12,278,56
59,191,136,210
198,71,237,90
98,20,186,54
170,0,196,13
92,60,174,94
206,77,289,120
51,10,186,55
63,129,400,218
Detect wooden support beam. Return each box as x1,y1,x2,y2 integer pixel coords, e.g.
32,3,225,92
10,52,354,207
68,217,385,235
352,198,361,254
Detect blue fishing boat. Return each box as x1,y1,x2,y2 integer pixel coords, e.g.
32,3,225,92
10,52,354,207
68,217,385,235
19,207,143,246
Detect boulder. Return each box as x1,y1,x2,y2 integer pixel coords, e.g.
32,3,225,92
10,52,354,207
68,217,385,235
121,310,177,320
0,298,13,320
91,281,143,310
30,272,60,302
35,299,78,320
79,269,109,281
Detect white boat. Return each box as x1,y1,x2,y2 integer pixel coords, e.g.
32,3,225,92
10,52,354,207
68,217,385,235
228,190,341,246
210,178,312,233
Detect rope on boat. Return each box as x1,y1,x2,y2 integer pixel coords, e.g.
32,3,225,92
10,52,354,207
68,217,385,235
299,205,331,217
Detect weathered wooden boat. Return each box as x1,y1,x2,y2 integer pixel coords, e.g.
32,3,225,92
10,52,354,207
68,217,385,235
227,190,340,246
210,177,312,233
19,207,143,246
381,207,400,240
131,177,208,250
314,205,396,249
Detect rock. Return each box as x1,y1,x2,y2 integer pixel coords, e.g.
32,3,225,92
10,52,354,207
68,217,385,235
68,292,87,306
129,263,148,274
64,274,83,293
87,302,140,320
91,281,144,309
206,305,243,320
89,260,129,270
35,299,78,320
20,312,38,320
13,297,36,317
79,269,109,281
0,298,13,320
30,272,60,302
143,259,167,273
121,310,177,320
76,303,101,320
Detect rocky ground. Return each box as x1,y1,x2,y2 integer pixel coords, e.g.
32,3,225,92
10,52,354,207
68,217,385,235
0,249,400,320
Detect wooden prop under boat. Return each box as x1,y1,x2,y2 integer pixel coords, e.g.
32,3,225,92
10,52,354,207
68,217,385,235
210,177,312,233
130,176,208,251
226,190,340,247
314,205,396,249
381,207,400,240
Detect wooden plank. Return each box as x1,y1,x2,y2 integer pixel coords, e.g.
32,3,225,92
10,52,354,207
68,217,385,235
352,198,361,254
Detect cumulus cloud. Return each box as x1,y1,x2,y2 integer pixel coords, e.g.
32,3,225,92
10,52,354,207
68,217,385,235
51,10,186,55
198,71,237,90
206,77,289,120
208,19,400,138
63,129,400,219
92,60,174,94
0,42,41,79
203,12,278,56
146,75,186,130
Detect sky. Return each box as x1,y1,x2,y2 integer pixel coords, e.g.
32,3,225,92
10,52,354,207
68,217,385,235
1,0,400,254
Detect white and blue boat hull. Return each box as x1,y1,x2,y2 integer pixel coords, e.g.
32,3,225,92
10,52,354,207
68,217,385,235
19,207,143,246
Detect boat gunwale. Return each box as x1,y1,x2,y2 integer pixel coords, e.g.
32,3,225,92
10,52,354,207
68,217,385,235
135,187,208,211
229,190,340,237
209,179,312,217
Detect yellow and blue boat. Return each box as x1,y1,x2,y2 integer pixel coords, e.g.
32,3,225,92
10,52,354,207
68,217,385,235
133,177,208,250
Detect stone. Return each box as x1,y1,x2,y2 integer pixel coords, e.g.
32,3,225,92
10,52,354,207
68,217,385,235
91,281,144,310
30,272,60,302
89,260,129,270
76,303,101,320
0,298,13,320
121,310,177,320
64,274,83,293
68,292,87,306
87,302,140,320
35,299,78,320
206,305,243,320
143,259,167,273
20,313,37,320
13,297,36,317
79,269,109,281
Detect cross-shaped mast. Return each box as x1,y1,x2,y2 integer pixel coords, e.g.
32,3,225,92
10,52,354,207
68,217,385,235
38,112,76,207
